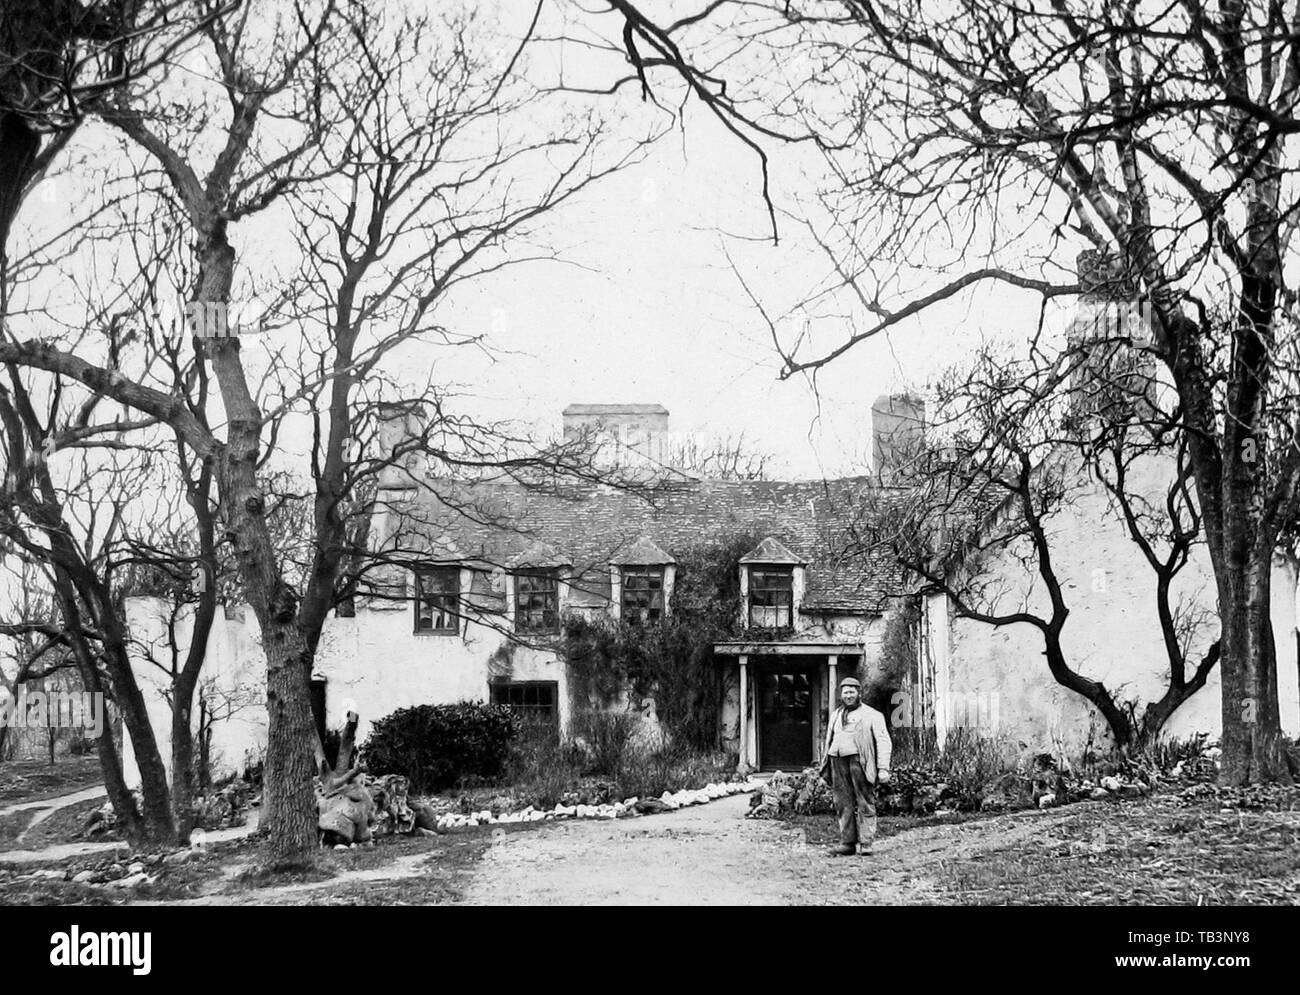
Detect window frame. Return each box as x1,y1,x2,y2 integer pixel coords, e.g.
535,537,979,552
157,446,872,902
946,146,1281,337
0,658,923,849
620,565,665,624
748,566,794,629
489,679,559,725
413,565,460,635
513,568,560,634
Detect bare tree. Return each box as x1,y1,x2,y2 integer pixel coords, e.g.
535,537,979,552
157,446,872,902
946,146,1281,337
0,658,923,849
0,559,79,763
0,1,654,859
0,386,175,840
584,0,1300,783
860,341,1220,750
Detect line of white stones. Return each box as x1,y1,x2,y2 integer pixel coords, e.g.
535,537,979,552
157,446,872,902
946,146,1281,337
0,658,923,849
435,778,764,829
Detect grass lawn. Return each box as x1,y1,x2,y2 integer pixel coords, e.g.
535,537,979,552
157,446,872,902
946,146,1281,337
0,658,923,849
782,790,1300,905
0,809,33,846
936,796,1300,905
7,798,112,851
782,808,998,848
0,756,103,806
0,820,545,906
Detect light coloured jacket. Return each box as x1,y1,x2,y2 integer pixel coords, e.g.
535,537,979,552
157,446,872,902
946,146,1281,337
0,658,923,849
822,704,893,784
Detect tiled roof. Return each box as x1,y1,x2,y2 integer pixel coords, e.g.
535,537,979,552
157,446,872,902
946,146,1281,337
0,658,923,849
376,475,901,613
616,536,676,565
740,536,804,564
507,540,571,569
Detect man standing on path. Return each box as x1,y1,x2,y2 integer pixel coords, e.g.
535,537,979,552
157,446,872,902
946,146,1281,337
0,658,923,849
820,677,891,856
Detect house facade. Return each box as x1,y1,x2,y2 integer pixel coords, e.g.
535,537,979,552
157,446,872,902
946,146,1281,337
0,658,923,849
314,451,898,774
910,253,1300,754
120,396,1300,789
123,403,904,783
916,448,1300,752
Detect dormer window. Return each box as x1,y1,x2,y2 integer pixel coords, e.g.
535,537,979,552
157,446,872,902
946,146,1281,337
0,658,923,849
611,536,675,625
621,565,664,624
514,569,560,633
740,536,804,629
414,566,459,633
748,567,794,628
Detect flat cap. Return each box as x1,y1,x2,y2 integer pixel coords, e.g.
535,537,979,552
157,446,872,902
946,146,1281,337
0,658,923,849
839,677,861,688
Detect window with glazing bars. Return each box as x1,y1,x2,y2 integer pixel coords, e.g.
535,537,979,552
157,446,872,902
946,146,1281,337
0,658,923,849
414,566,459,633
748,567,793,628
514,570,559,633
621,566,664,623
490,680,558,724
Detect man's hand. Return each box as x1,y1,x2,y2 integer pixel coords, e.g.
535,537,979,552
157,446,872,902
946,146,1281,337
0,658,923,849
877,769,891,785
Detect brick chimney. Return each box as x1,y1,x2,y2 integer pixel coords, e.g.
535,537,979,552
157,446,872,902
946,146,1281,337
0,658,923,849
562,404,669,464
376,400,428,487
872,394,925,481
1067,250,1157,422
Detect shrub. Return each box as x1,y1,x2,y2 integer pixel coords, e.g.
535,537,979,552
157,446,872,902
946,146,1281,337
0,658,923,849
611,733,731,800
361,701,521,793
241,748,265,787
887,726,1015,810
936,728,1016,808
890,725,941,768
1141,731,1209,773
506,716,584,808
572,708,639,777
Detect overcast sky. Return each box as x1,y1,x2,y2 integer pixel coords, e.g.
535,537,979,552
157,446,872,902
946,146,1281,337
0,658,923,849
412,4,1065,480
17,0,1069,483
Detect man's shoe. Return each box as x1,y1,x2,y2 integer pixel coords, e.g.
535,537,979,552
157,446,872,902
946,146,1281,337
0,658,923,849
827,844,856,856
858,845,873,856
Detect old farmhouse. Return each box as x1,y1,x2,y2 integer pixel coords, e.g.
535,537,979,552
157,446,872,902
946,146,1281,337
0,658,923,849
122,398,1300,786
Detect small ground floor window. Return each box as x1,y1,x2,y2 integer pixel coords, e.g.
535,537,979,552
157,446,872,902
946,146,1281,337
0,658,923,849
489,680,558,724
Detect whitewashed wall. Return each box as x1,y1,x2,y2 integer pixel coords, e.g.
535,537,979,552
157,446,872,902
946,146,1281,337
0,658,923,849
124,576,574,785
919,454,1300,751
122,597,267,788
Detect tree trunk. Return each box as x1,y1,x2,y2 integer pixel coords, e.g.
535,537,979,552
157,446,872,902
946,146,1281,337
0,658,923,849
194,227,319,861
100,636,175,842
261,631,319,861
74,658,144,842
1217,553,1291,784
92,716,143,841
166,459,217,841
1042,635,1136,751
170,700,196,841
108,668,175,841
170,577,214,841
47,564,176,842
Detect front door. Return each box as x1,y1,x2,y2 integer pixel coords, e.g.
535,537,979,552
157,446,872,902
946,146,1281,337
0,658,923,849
758,670,812,770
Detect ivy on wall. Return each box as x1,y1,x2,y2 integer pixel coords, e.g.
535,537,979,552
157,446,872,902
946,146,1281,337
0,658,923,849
561,533,765,750
866,595,920,714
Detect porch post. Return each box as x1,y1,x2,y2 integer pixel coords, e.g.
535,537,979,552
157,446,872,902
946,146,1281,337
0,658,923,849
824,654,838,759
738,654,750,772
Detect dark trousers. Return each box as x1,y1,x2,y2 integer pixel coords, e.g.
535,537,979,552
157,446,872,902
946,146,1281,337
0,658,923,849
831,754,877,849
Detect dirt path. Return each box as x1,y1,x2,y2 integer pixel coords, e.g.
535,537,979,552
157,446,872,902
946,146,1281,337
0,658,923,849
461,795,811,905
0,785,111,861
118,795,1089,905
0,784,106,820
458,795,1088,905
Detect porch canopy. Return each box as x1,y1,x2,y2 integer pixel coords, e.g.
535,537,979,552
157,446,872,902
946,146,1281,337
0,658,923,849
714,640,864,771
